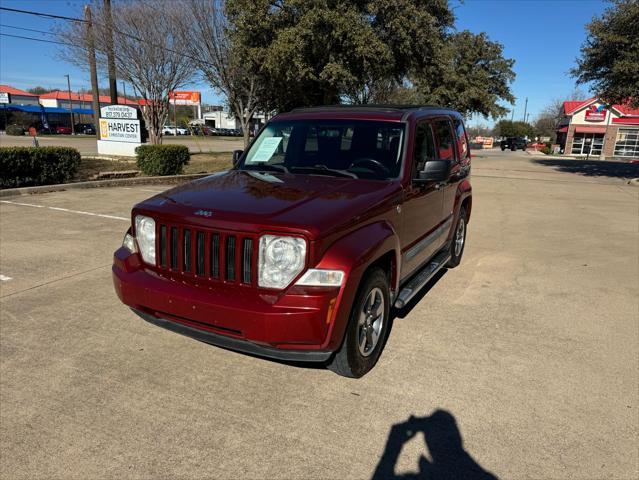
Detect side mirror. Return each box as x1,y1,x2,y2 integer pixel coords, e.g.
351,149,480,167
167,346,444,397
414,160,450,184
232,150,243,167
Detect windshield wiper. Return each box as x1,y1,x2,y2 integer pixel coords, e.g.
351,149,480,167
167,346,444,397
243,163,289,174
290,165,358,179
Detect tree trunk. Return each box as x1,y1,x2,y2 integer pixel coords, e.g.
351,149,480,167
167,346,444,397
242,116,251,148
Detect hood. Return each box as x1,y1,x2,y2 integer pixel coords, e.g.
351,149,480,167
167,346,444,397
137,170,401,238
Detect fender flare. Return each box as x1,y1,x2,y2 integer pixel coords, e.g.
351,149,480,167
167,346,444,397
312,221,401,351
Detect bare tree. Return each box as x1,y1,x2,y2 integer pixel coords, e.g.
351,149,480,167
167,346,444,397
57,0,195,144
176,0,261,147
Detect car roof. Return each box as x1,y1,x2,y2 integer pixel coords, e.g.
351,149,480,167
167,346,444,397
273,104,462,123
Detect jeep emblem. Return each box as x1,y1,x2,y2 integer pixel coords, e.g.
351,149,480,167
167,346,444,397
193,209,213,217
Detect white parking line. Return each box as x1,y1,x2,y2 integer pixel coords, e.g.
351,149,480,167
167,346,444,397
0,200,128,221
0,275,12,282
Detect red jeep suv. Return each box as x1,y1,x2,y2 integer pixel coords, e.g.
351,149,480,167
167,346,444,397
113,105,472,377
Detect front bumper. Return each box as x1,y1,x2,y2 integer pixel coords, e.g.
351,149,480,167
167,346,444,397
132,308,332,362
112,248,340,362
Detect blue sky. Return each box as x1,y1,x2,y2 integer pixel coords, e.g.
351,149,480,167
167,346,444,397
0,0,609,125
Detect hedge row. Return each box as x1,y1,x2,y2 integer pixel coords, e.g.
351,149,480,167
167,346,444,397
0,147,81,188
136,144,190,175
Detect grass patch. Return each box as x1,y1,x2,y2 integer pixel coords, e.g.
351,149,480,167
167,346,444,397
184,152,232,174
73,151,232,182
75,157,137,182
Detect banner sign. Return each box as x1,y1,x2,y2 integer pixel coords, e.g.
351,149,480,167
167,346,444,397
169,91,201,106
99,118,142,143
100,105,138,119
585,104,606,122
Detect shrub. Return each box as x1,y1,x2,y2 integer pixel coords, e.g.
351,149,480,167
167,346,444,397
540,146,552,155
136,144,190,176
5,124,24,136
0,146,81,188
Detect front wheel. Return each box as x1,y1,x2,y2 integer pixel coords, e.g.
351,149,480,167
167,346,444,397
446,207,467,268
328,268,390,378
501,146,506,151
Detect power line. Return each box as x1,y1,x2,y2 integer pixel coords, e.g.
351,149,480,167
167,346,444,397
0,32,73,47
0,23,58,36
0,6,85,23
0,5,219,70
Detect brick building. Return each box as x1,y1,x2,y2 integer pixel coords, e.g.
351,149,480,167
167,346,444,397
557,98,639,159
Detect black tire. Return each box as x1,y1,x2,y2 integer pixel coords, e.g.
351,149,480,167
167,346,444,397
522,146,527,151
501,146,505,151
328,268,390,378
446,206,467,268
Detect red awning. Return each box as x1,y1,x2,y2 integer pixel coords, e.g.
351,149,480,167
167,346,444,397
557,126,568,133
575,126,607,134
612,117,639,125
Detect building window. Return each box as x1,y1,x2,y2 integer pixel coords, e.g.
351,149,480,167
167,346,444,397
614,128,639,157
571,133,604,155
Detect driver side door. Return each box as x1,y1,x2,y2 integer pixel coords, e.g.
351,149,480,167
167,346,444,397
400,120,444,280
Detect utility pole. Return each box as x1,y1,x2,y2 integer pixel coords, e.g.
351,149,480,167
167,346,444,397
523,97,528,122
64,74,76,135
121,81,127,103
85,5,101,139
104,0,118,104
510,107,515,122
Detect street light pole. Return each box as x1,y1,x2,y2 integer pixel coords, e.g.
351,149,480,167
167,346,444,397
65,74,75,135
522,97,528,122
122,81,127,103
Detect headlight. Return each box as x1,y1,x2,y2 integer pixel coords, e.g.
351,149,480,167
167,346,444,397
295,269,344,287
122,232,137,253
258,235,306,289
134,215,156,264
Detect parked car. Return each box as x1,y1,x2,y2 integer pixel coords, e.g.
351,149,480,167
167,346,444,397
500,137,528,151
113,105,472,378
54,125,72,135
162,125,188,136
74,123,96,135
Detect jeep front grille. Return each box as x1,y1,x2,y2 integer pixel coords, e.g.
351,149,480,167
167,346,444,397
155,222,256,285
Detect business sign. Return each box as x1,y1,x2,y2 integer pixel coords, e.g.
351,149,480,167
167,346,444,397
99,118,142,143
0,92,9,104
585,104,606,122
100,104,138,119
169,91,201,106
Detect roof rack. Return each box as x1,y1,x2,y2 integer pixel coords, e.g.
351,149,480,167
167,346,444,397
291,104,448,113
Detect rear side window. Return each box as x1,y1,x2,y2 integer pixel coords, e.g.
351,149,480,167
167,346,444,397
432,119,456,161
453,117,469,159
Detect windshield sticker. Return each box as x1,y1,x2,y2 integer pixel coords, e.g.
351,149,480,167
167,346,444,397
251,137,282,162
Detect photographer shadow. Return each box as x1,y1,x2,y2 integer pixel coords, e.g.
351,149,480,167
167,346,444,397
372,410,498,480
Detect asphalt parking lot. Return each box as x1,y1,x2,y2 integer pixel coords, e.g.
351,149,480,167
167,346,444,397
1,150,638,479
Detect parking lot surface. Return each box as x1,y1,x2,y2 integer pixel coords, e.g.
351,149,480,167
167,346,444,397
1,151,638,479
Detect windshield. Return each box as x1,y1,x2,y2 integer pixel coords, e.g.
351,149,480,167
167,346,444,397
240,119,405,180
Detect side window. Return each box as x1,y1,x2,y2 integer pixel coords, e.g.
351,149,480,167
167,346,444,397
432,119,456,161
413,122,436,177
453,117,469,159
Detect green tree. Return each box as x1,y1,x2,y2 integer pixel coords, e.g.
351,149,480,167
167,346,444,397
226,0,514,118
495,120,533,138
571,0,639,107
415,31,515,118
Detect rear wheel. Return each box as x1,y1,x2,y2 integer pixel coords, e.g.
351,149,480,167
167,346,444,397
501,146,506,151
328,268,390,378
446,206,467,268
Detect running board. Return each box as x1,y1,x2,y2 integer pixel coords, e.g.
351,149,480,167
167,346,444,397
394,249,450,309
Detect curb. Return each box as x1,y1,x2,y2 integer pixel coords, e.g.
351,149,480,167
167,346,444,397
0,173,211,198
628,178,639,186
